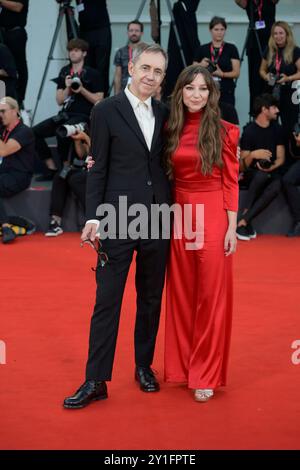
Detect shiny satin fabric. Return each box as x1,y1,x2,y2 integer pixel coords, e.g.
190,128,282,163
164,111,239,390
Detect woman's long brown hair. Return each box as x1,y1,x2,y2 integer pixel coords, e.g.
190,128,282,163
164,65,223,179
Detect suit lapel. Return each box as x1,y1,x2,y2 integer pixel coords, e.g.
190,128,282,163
115,91,148,151
151,99,164,153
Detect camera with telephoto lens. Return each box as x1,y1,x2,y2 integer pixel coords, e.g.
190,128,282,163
56,122,87,139
206,59,217,74
70,74,82,92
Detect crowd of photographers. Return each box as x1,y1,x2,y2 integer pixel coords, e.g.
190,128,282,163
0,0,300,243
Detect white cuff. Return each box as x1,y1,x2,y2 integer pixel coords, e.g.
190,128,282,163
86,219,100,231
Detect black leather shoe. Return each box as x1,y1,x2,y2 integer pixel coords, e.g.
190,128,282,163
135,367,160,392
63,380,108,409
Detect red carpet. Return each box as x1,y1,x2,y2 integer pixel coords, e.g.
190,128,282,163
0,234,300,450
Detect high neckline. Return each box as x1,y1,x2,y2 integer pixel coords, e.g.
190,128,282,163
185,110,203,122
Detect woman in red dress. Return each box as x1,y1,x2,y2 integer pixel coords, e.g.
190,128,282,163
164,65,239,402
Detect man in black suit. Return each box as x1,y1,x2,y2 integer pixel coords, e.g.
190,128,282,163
64,43,171,409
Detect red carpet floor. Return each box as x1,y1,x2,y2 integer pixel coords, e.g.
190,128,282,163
0,233,300,450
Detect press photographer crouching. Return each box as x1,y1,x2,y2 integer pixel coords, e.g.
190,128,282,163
33,38,103,181
0,97,35,243
45,125,90,237
237,93,285,241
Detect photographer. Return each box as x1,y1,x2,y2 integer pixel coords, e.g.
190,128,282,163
113,20,144,94
193,16,240,123
235,1,279,116
33,38,103,181
0,0,29,106
45,127,90,236
260,21,300,135
282,131,300,237
0,97,35,243
237,93,285,240
75,0,111,97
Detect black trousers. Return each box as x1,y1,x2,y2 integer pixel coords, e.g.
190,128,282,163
282,160,300,223
85,235,170,381
80,27,112,97
1,27,28,104
50,169,86,217
247,41,268,117
242,169,282,223
0,171,31,225
33,114,88,164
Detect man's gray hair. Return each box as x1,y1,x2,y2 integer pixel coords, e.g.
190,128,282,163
131,43,168,70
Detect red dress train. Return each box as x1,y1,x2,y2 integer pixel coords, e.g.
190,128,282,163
164,111,239,390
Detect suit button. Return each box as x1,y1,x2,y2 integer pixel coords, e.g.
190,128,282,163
147,180,152,186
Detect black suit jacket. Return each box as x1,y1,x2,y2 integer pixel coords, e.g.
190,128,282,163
86,91,171,221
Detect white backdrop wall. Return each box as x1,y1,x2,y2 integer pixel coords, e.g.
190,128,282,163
26,0,300,127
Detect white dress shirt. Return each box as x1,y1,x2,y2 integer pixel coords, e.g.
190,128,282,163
124,85,155,151
87,86,156,228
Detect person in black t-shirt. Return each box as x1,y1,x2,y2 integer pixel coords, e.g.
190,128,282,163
194,16,240,123
0,0,29,105
0,42,17,98
235,0,279,116
75,0,111,96
0,96,35,243
237,93,285,240
32,38,103,181
260,21,300,135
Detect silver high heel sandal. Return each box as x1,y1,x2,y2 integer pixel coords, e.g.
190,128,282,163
194,389,214,402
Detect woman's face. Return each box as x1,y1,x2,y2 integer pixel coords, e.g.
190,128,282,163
210,23,226,43
273,26,287,47
182,73,210,113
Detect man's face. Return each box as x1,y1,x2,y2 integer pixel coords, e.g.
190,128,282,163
128,51,166,100
127,24,143,44
266,105,280,121
0,104,18,126
69,48,86,64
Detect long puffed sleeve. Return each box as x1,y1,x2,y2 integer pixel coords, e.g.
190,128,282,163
221,122,240,212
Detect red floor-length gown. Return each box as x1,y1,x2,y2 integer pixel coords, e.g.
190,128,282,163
164,111,239,390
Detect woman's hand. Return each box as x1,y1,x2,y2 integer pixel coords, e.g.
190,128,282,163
224,227,237,256
277,73,289,84
86,156,95,170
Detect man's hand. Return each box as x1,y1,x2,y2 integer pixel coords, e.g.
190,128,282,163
65,75,73,89
252,149,272,160
81,222,99,242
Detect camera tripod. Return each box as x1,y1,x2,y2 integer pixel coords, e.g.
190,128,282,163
239,0,264,67
136,0,186,67
32,1,78,124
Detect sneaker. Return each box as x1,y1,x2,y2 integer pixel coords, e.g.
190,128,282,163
45,220,63,237
247,222,257,239
236,225,251,241
2,226,17,243
287,221,300,237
